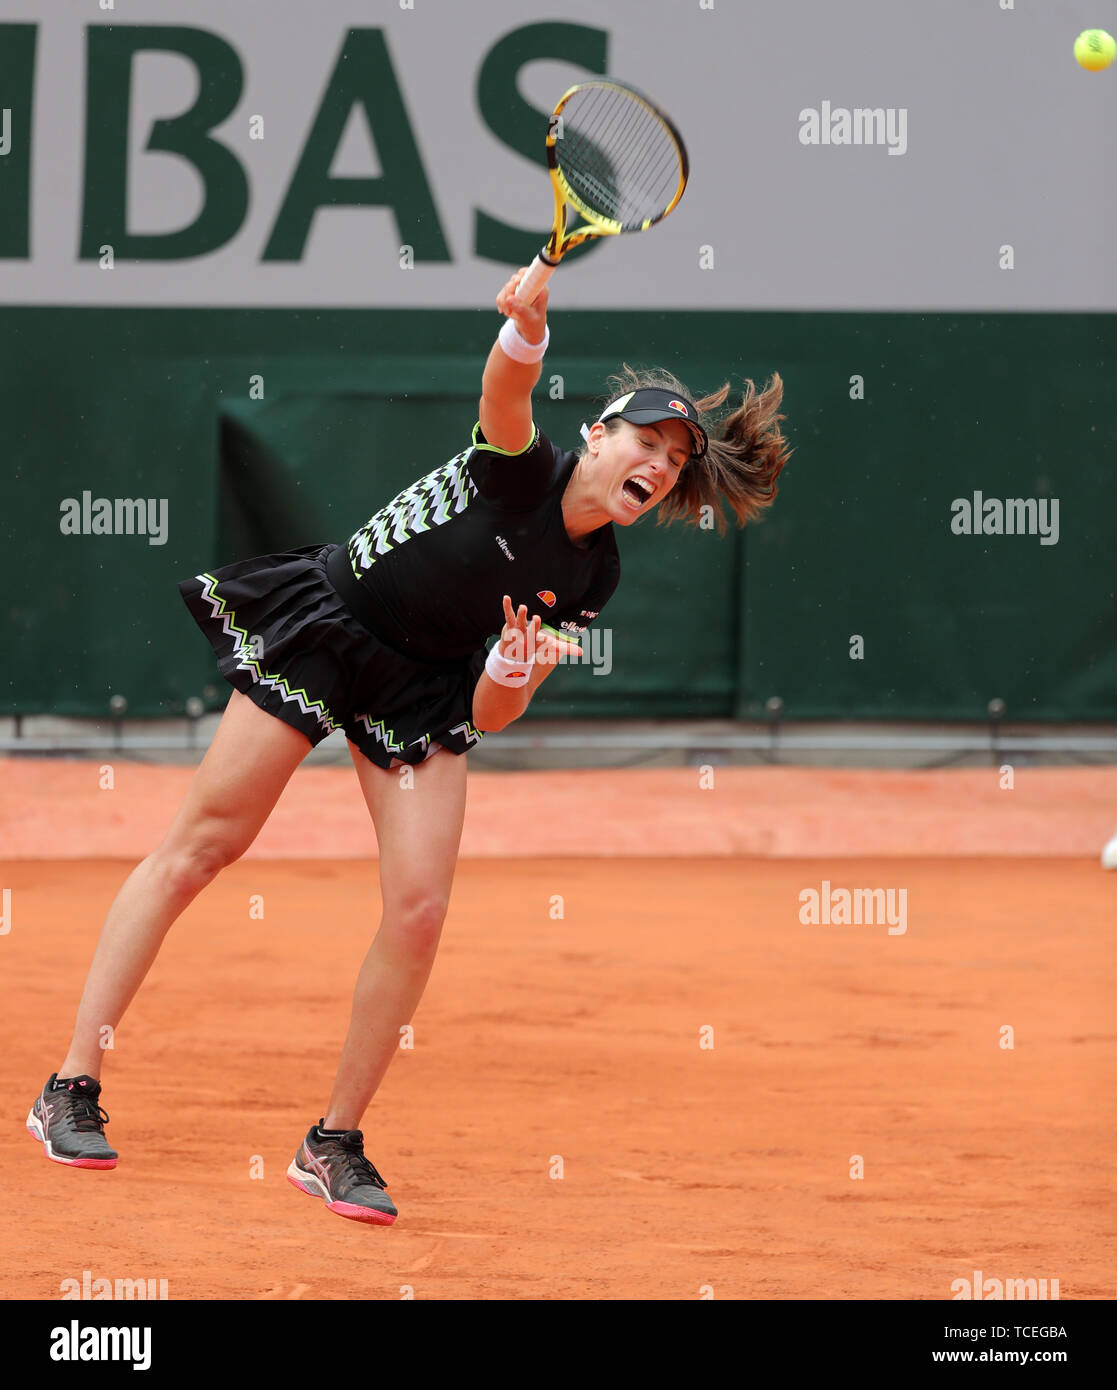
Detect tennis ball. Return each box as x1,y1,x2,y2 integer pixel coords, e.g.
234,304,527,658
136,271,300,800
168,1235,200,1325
1074,28,1116,72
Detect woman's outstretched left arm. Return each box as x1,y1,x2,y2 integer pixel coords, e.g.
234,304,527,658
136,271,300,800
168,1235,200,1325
472,597,581,734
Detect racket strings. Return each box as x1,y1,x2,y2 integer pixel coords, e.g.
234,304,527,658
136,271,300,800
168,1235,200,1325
591,96,677,210
564,94,674,222
557,85,683,229
563,135,676,227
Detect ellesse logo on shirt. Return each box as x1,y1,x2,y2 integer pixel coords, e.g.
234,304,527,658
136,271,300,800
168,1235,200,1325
537,590,556,607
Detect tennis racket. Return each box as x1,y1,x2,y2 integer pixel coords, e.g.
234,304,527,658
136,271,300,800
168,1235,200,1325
514,78,689,305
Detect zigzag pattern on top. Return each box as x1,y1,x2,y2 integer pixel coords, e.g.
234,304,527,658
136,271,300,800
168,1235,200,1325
347,452,476,578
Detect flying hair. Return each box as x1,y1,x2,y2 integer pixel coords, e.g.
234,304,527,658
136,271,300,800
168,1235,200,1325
587,364,793,534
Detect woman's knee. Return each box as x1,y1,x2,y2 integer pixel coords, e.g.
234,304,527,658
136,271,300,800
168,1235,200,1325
380,891,450,957
151,832,247,898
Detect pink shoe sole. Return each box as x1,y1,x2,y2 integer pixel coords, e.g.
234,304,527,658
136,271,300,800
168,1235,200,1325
286,1173,396,1225
26,1120,117,1169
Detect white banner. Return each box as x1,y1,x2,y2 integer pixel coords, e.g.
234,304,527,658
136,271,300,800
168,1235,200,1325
0,0,1113,309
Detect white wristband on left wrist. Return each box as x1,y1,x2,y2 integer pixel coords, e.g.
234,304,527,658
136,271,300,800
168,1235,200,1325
486,644,534,687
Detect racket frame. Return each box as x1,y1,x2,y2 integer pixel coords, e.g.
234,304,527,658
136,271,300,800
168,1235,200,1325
515,79,689,305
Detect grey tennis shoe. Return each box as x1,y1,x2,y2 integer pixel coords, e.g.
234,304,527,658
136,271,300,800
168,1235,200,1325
27,1073,119,1168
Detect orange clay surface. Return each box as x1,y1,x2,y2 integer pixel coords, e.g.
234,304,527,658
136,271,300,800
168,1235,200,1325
1,760,1115,859
1,761,1115,1300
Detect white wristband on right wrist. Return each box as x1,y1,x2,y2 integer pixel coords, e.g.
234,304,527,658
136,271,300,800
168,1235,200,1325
486,644,534,687
498,318,549,364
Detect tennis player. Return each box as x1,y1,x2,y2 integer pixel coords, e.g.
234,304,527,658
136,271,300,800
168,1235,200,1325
27,269,791,1224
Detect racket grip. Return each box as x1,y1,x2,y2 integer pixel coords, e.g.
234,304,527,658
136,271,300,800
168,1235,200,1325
515,255,556,305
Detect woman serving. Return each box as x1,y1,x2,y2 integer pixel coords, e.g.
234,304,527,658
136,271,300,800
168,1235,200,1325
27,269,791,1225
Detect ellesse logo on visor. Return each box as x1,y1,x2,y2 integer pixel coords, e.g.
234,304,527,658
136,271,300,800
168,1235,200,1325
667,400,689,415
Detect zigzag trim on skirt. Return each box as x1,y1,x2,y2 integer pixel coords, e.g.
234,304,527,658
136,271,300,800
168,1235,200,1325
446,720,484,748
354,713,426,757
352,715,486,759
194,572,341,736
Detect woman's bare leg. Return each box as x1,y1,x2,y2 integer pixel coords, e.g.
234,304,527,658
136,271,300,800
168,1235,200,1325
57,690,312,1079
321,746,468,1130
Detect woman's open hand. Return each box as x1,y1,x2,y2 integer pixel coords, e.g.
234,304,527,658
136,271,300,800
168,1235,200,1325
498,596,582,668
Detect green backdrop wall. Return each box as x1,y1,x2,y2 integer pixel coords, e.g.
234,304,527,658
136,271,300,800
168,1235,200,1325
2,308,1114,721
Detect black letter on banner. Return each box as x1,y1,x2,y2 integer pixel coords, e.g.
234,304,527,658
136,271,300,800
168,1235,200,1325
474,22,608,267
80,26,248,260
264,28,449,262
0,25,37,259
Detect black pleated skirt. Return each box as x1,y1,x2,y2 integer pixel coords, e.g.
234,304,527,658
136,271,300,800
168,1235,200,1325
178,544,487,770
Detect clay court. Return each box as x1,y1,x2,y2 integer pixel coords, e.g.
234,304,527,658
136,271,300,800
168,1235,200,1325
3,760,1114,1300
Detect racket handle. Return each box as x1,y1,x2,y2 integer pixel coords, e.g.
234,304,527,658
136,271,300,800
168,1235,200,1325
515,255,556,305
